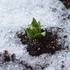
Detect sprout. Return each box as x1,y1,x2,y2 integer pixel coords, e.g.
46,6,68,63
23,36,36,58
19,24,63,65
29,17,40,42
26,18,46,39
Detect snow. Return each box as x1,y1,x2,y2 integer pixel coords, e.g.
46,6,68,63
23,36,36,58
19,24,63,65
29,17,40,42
0,0,70,70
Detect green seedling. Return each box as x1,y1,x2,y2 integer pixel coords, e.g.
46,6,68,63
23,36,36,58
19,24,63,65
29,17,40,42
26,18,46,39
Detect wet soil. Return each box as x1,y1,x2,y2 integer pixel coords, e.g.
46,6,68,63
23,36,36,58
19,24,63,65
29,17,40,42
17,27,66,56
60,0,70,9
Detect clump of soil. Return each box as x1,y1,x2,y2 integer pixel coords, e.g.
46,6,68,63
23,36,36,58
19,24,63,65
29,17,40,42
17,27,66,56
0,50,16,62
60,0,70,9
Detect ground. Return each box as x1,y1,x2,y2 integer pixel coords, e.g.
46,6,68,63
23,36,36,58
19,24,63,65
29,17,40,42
0,0,70,70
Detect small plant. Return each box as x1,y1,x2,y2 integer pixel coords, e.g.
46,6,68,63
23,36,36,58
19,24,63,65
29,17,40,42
26,18,46,39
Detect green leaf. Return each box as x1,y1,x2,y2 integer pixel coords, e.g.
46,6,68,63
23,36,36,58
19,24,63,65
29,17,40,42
33,33,43,38
31,27,38,36
41,32,46,36
37,21,41,33
26,27,38,39
34,32,46,38
30,18,41,32
30,18,38,27
26,28,34,39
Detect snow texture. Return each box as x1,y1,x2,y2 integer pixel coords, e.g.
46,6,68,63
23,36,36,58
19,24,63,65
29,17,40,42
0,0,70,70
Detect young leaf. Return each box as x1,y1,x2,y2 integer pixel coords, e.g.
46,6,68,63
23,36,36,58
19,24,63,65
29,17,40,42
33,33,43,38
31,27,38,36
41,32,46,36
30,18,41,33
26,28,34,39
37,21,41,33
30,18,38,27
26,27,38,39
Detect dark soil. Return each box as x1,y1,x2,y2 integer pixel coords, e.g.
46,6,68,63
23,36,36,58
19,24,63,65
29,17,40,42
17,27,66,56
60,0,70,9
